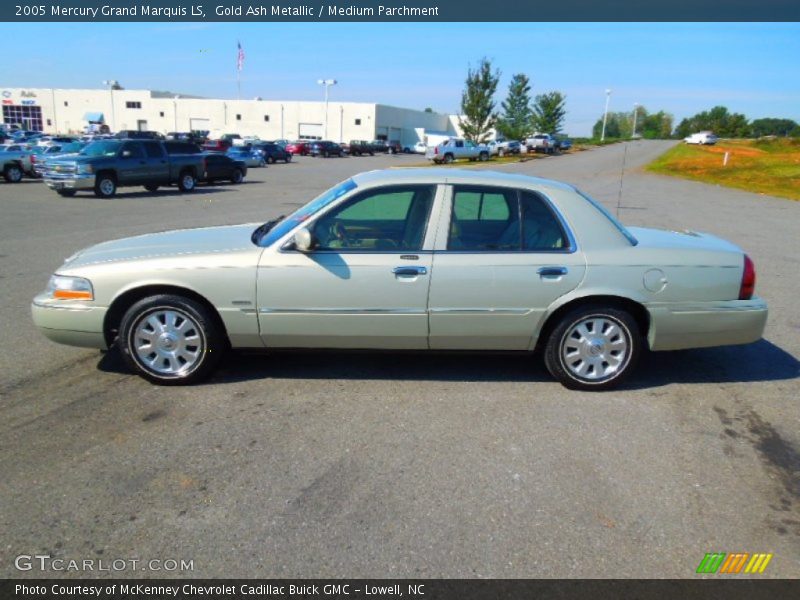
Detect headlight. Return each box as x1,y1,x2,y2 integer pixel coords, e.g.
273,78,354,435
76,163,93,174
46,275,94,301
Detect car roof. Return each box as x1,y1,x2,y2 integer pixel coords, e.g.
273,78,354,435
351,168,577,193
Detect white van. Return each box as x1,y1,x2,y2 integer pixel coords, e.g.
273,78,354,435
684,131,719,145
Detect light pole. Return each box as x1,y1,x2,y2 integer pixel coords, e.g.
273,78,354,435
600,88,612,141
102,80,117,132
631,103,639,139
173,95,179,132
317,79,337,139
280,104,285,139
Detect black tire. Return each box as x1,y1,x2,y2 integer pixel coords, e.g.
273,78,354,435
479,152,489,161
285,154,292,163
177,170,196,192
144,183,159,192
269,155,276,164
3,164,23,183
118,294,226,385
443,153,454,164
230,168,244,184
57,189,77,197
94,173,117,198
323,150,329,158
543,304,642,391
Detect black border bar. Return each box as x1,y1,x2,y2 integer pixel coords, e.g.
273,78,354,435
3,1,800,22
3,580,800,600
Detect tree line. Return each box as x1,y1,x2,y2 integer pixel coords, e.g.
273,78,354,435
458,58,567,143
457,58,798,142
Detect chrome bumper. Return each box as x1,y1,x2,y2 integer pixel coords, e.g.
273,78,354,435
43,175,95,190
647,297,768,351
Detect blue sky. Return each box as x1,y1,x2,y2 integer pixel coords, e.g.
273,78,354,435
1,22,798,136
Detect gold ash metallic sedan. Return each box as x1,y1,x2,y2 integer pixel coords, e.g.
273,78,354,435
32,169,767,390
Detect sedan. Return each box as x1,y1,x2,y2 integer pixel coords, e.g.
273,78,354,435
227,148,267,168
31,169,767,390
285,141,310,156
200,153,247,184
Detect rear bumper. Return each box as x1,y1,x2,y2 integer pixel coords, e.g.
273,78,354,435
647,297,768,351
31,294,107,349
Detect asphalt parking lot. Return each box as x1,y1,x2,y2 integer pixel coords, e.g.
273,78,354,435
0,142,798,578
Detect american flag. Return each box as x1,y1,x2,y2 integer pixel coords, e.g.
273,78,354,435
237,41,245,72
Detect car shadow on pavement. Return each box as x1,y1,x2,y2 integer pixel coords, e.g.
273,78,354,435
97,339,798,388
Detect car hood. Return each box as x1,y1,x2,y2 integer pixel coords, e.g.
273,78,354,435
627,226,743,254
62,223,261,269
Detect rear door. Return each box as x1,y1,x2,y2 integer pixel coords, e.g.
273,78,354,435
428,185,586,350
142,141,170,183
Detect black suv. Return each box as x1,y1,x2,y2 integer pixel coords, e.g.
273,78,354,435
308,141,344,158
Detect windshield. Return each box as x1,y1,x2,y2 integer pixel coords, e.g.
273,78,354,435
258,178,358,247
79,141,121,157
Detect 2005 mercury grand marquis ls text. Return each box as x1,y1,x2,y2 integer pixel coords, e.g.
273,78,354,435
32,169,767,390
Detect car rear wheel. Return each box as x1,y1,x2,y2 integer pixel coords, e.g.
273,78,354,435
269,156,276,164
544,305,641,391
443,153,454,164
285,154,292,163
323,150,329,158
479,152,489,161
118,294,226,385
230,169,244,184
3,164,23,183
178,171,196,192
94,174,117,198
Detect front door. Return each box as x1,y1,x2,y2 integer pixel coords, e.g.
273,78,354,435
257,184,441,349
428,185,586,350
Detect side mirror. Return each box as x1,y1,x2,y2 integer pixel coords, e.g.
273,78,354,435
293,227,313,252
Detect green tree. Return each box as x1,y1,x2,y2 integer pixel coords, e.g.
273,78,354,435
750,118,798,137
673,106,750,138
592,106,673,140
496,73,533,141
532,91,567,134
459,58,501,144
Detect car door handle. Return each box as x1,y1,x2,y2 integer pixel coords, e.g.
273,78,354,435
393,266,427,276
537,266,568,277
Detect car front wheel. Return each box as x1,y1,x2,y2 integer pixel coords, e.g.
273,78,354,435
230,168,244,184
178,171,196,192
118,294,226,385
544,305,641,390
94,174,117,198
3,164,23,183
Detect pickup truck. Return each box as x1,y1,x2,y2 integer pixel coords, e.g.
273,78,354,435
525,134,558,154
42,139,206,198
425,138,490,164
1,148,30,183
349,140,375,156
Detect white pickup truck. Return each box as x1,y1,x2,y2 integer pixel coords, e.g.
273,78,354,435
525,133,558,154
426,138,490,164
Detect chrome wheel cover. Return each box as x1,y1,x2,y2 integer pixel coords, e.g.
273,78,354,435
130,308,205,377
561,315,630,382
99,178,115,195
182,174,195,190
8,166,22,182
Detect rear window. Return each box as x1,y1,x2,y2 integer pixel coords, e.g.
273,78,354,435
165,141,201,154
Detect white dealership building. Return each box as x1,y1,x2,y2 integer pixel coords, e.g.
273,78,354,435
0,86,461,148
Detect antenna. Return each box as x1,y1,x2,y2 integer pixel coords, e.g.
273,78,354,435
615,144,628,219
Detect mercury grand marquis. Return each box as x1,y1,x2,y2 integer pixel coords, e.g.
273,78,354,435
31,169,768,390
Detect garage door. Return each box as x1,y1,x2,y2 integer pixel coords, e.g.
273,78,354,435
298,122,323,140
190,118,211,132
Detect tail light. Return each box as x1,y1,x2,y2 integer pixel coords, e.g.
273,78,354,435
434,146,439,155
739,254,756,300
30,154,36,163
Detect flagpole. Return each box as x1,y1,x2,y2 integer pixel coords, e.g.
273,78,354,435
237,69,241,100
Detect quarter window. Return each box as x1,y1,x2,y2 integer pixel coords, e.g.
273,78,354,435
120,142,145,159
312,186,435,252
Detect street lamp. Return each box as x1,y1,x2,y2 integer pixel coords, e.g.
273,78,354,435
317,78,337,139
173,95,180,132
600,88,612,141
631,103,639,139
102,79,118,132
